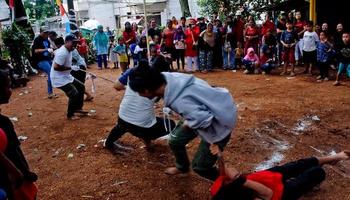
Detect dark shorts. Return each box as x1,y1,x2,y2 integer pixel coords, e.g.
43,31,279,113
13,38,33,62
303,50,317,64
283,47,295,63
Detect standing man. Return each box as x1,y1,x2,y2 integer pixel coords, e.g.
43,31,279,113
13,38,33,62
50,34,87,120
94,25,109,69
32,26,56,99
128,66,237,181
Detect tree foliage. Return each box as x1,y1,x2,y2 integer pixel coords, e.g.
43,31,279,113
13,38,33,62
197,0,283,18
1,23,31,63
24,0,58,20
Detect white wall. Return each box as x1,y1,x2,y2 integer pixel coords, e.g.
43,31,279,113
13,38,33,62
166,0,200,19
88,3,116,29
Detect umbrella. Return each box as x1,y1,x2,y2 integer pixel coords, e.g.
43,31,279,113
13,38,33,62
82,19,101,30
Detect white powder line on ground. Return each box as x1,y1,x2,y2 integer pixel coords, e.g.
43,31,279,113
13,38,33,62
255,151,285,171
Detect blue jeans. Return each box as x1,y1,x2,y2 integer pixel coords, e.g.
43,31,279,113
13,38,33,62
222,48,235,69
37,60,53,95
261,63,276,73
97,54,108,68
338,62,350,77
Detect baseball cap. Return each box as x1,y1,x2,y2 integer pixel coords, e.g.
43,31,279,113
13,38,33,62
65,34,79,42
40,26,50,33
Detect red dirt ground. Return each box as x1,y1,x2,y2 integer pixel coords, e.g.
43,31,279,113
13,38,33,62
1,64,350,200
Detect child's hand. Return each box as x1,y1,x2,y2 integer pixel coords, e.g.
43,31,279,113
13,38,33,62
225,167,240,179
210,144,222,156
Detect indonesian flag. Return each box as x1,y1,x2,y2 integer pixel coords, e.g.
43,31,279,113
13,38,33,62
9,0,14,8
56,0,70,33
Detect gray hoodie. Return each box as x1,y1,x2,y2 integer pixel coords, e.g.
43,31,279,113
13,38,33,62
163,72,237,143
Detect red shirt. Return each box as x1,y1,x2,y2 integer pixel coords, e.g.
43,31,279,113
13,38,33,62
163,28,175,48
77,37,88,55
261,20,276,36
184,27,199,57
247,170,284,200
294,20,306,38
123,31,136,46
234,19,245,43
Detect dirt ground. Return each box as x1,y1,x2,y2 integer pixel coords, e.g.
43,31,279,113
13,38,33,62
1,64,350,200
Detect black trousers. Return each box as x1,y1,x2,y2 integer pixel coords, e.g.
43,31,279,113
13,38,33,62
175,49,185,70
317,62,329,78
59,80,85,118
268,157,326,200
70,65,87,83
105,117,176,149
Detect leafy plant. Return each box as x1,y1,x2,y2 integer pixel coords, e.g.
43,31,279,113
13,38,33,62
1,23,31,68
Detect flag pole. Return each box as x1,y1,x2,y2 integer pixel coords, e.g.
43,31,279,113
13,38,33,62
143,0,150,61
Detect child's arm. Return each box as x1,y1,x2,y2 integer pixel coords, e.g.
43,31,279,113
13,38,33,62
244,180,273,200
0,152,23,188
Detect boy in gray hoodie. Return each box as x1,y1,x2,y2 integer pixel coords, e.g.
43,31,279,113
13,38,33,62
129,67,237,180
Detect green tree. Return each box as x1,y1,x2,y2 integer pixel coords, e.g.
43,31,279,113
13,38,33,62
197,0,282,18
24,0,58,20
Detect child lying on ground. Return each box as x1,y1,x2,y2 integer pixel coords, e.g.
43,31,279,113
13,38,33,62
210,144,349,200
243,48,260,74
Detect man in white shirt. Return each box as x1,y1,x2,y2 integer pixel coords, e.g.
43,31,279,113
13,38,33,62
50,34,87,120
105,61,175,155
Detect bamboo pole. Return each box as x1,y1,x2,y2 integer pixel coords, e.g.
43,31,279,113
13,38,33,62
143,0,150,61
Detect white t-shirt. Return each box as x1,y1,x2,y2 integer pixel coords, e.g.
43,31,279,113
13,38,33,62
118,85,157,128
50,46,74,88
303,31,319,52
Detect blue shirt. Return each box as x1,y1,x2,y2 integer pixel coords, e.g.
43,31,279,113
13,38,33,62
281,30,298,44
317,41,333,63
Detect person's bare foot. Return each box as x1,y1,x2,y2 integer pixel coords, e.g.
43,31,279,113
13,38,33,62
329,151,350,165
333,81,341,86
336,151,350,161
68,115,80,120
164,167,187,175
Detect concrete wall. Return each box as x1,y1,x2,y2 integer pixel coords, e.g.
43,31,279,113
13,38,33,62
88,3,116,29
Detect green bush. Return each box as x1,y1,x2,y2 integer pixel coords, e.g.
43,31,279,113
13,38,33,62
1,24,31,63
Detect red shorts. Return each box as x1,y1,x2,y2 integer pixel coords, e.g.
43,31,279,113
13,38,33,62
283,47,295,64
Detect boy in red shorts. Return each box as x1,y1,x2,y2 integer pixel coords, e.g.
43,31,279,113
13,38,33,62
280,20,298,76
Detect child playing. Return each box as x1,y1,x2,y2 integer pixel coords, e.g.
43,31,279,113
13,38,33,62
150,35,161,53
173,25,186,70
260,45,277,74
0,71,38,200
235,42,244,69
302,21,319,75
210,145,350,200
109,36,119,69
128,65,237,181
243,48,260,74
134,36,148,61
334,32,350,86
149,45,171,72
113,37,128,73
280,20,298,76
316,31,334,82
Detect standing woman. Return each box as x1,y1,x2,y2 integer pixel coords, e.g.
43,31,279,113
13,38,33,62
162,20,175,69
123,21,137,68
244,19,260,54
198,23,216,73
132,22,140,41
173,25,186,70
93,25,109,69
184,19,199,72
